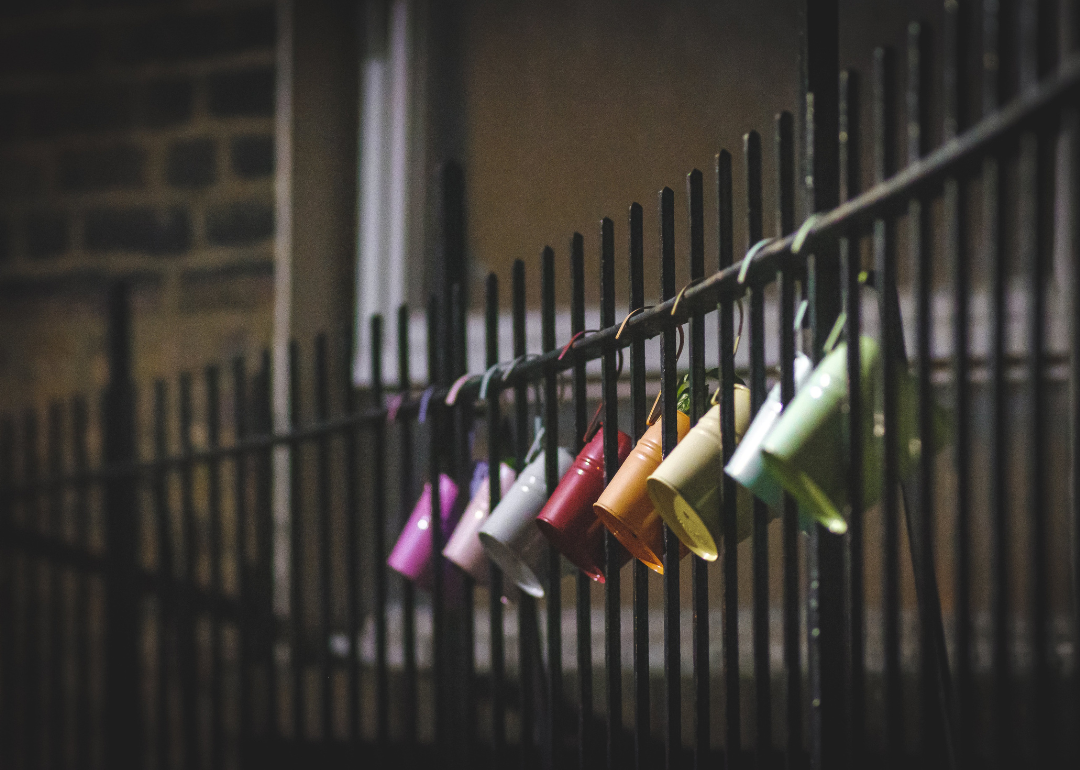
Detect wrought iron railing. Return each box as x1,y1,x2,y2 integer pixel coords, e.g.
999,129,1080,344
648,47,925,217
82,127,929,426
2,1,1079,768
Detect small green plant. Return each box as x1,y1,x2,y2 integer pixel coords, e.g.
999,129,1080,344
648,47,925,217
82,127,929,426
674,368,745,413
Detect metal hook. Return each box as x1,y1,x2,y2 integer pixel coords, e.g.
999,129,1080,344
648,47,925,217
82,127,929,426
502,352,539,382
478,362,503,402
738,237,779,286
558,329,597,361
616,307,650,340
791,213,824,255
671,278,704,317
445,373,476,406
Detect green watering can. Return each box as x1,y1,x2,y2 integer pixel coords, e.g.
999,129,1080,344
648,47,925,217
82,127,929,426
758,335,950,534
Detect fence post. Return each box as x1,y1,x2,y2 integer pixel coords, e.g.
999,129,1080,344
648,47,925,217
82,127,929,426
801,2,846,768
102,280,140,770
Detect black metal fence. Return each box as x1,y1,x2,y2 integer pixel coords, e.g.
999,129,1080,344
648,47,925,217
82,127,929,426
2,1,1080,768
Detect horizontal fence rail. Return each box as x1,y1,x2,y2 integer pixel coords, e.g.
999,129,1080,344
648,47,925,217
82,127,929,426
2,2,1080,769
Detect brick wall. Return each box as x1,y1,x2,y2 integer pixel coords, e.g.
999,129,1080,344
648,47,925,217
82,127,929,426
0,0,277,412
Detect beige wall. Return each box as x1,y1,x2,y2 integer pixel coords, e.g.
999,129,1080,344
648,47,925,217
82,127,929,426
458,0,943,313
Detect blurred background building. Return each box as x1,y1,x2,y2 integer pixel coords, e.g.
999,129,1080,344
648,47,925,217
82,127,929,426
0,0,942,410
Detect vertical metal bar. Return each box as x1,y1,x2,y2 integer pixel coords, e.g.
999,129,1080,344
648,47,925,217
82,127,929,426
288,341,305,742
71,398,92,769
774,111,803,770
372,315,390,747
23,409,42,770
1020,0,1054,762
511,260,538,767
659,188,681,770
313,336,334,744
0,418,14,765
1067,2,1080,755
44,404,61,768
47,402,65,769
103,282,140,770
745,130,773,770
11,414,25,770
837,71,864,769
20,415,35,770
151,382,173,770
802,3,844,766
396,304,417,751
943,2,973,763
340,328,360,745
206,364,225,770
451,281,476,765
628,204,650,770
178,373,200,769
255,352,278,741
451,285,470,483
907,22,958,767
438,162,468,387
685,167,711,770
446,283,471,759
427,299,447,752
1070,91,1080,770
232,356,251,762
542,246,562,770
35,409,47,770
800,0,841,218
569,234,593,770
872,45,904,766
1067,18,1080,767
983,1,1012,765
716,151,741,770
802,0,843,339
13,414,30,768
341,329,360,745
907,19,935,753
600,218,623,770
16,414,32,770
485,275,507,770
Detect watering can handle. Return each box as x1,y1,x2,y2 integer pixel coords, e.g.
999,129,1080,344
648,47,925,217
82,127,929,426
645,325,685,426
524,417,545,465
822,312,847,354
